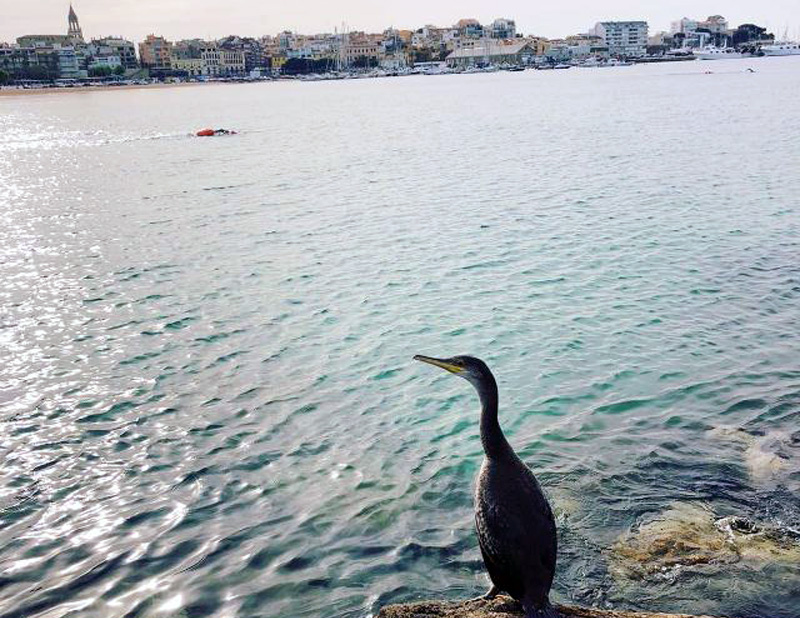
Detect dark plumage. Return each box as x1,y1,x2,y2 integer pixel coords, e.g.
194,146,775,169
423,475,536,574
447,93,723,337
414,355,558,618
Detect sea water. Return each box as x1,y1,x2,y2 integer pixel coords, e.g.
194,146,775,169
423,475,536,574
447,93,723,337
1,58,799,618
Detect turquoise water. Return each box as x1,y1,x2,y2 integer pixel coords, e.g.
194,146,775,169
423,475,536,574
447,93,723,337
1,58,800,618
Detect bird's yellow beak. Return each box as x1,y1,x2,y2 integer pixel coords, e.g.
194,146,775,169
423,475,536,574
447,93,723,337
413,355,463,374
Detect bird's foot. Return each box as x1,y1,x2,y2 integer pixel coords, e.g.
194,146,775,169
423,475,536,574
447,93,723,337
466,585,501,603
523,601,560,618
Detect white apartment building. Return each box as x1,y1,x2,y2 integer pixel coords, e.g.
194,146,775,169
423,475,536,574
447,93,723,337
88,54,121,70
490,18,517,39
672,15,728,35
670,18,698,34
700,15,728,33
411,26,443,48
593,21,648,57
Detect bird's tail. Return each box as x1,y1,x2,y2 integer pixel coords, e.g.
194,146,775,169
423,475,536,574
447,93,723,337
524,601,560,618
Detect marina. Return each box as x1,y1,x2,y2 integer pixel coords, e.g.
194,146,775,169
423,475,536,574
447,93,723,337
4,50,799,94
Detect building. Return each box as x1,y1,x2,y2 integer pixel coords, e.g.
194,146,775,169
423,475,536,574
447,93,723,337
277,31,295,53
218,48,246,76
171,40,204,75
543,36,608,62
18,5,84,48
171,56,204,76
490,18,517,39
648,31,676,49
411,25,445,49
139,34,172,73
699,15,728,34
671,17,698,34
670,15,730,47
218,36,270,72
84,39,131,73
564,34,608,59
344,33,380,67
455,18,484,38
446,39,538,67
0,45,60,80
170,40,245,77
543,41,570,62
55,46,80,78
380,29,408,69
87,54,121,71
93,37,137,69
67,4,84,42
522,36,549,56
13,5,90,79
592,21,648,57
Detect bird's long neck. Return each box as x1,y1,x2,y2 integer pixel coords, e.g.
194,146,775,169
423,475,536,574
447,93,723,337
477,373,512,460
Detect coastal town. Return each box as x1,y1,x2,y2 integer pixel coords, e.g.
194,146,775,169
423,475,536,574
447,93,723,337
0,5,795,88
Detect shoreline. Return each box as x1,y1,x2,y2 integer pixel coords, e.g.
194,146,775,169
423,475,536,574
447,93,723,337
2,54,792,97
0,80,231,97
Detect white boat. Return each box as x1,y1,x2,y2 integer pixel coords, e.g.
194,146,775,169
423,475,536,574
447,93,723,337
693,45,744,60
578,57,632,68
761,41,800,56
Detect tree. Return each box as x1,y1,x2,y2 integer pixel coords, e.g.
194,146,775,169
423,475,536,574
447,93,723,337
0,69,8,85
695,27,728,47
114,65,125,76
89,65,115,77
732,24,773,46
351,55,376,68
411,49,432,64
19,65,57,82
281,57,333,75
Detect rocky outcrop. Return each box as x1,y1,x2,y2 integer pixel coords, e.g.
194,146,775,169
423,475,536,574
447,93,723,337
610,502,800,580
377,596,723,618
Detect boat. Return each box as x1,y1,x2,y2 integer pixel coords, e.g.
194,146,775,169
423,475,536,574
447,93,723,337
761,41,800,56
693,45,744,60
578,57,603,67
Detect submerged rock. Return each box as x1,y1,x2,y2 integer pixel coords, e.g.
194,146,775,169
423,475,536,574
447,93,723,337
612,503,737,577
709,426,800,491
377,596,722,618
610,501,800,580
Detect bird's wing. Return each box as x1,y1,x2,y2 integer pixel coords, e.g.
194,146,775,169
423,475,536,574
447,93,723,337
476,508,521,597
481,467,558,589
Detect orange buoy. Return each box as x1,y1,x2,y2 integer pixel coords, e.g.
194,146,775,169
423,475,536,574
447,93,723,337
196,128,215,137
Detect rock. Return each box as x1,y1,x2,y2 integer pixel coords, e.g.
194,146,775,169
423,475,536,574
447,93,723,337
611,502,738,578
708,426,800,492
376,596,722,618
610,501,800,580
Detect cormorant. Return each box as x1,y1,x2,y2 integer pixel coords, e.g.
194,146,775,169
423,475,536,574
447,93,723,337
414,355,558,618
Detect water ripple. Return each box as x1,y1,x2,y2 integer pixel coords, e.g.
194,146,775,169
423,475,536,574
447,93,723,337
2,60,800,618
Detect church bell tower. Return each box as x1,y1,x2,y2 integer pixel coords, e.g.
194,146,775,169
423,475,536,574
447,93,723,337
67,4,84,41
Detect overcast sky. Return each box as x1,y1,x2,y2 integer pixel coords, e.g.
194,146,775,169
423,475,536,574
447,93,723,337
2,0,799,43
